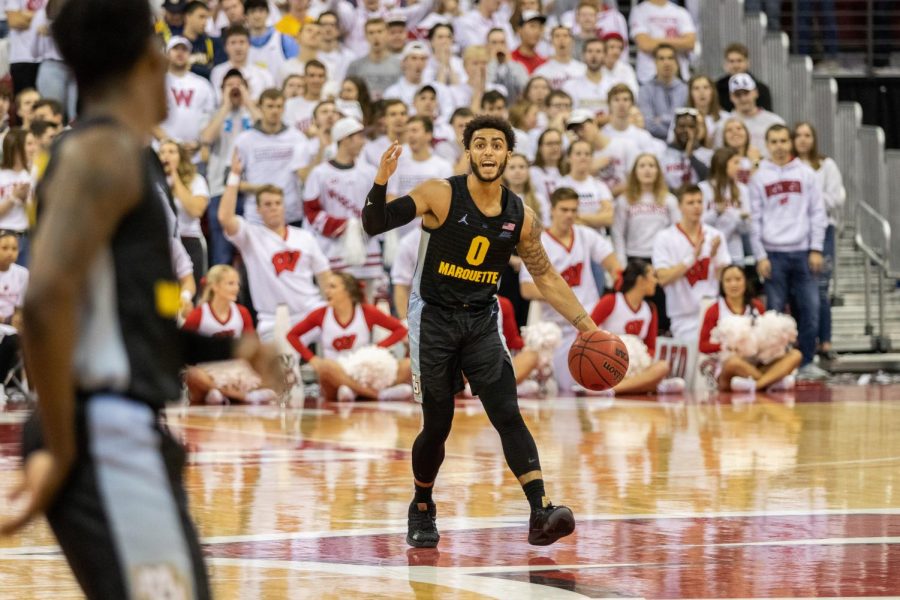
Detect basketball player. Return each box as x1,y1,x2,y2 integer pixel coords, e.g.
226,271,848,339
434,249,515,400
0,2,281,598
363,115,600,548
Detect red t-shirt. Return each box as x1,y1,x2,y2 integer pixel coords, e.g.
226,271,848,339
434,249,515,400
510,47,547,74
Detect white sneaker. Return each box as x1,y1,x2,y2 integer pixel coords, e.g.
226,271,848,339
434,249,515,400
204,389,226,405
377,383,413,401
798,363,830,381
337,385,356,402
516,379,541,397
730,376,757,393
767,375,796,391
656,377,686,394
245,388,278,404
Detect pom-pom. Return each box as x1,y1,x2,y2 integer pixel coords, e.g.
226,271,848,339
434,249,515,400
754,310,798,364
521,321,563,356
711,314,758,358
342,217,367,267
201,360,262,393
337,345,399,391
619,334,652,377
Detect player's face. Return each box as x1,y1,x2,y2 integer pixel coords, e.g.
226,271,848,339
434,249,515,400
766,129,792,163
793,124,814,156
721,266,747,301
0,236,19,270
215,271,240,303
679,192,704,222
467,129,509,183
551,198,579,230
257,192,285,228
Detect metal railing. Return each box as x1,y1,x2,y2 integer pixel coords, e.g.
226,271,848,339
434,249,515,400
855,199,893,351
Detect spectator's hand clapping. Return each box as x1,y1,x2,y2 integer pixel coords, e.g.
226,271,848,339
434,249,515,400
12,182,29,203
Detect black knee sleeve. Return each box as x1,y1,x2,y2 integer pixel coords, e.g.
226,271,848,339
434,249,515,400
480,362,541,477
411,390,455,483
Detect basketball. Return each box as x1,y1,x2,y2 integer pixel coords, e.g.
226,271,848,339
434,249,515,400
568,330,629,391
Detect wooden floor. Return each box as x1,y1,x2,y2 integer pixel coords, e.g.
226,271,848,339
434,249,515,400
2,384,900,598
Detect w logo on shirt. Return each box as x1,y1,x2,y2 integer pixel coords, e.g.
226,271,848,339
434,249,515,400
624,320,645,336
171,88,195,108
560,263,584,287
272,250,301,275
685,257,710,286
332,334,357,351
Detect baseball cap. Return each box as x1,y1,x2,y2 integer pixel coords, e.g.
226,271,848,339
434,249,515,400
520,10,547,25
332,117,365,143
386,11,407,25
729,73,757,94
400,41,430,60
166,36,191,52
601,31,624,44
416,84,437,97
162,0,187,13
565,109,595,129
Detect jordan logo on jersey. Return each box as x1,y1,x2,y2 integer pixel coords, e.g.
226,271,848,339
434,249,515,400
560,263,584,287
332,334,357,351
685,257,711,286
625,320,644,335
272,250,301,275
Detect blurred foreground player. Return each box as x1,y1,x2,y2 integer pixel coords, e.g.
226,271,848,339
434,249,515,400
0,1,281,598
363,115,600,548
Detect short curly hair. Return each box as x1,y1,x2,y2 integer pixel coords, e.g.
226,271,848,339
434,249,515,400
462,115,516,152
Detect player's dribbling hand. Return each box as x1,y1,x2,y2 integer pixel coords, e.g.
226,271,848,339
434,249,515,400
375,140,402,185
1,450,72,536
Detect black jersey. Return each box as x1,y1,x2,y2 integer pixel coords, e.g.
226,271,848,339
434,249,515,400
412,174,525,309
36,119,186,408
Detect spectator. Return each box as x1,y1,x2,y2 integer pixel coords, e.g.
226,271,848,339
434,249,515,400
558,139,615,230
424,23,466,87
629,0,696,83
591,259,686,394
284,59,328,133
200,69,261,266
792,121,846,361
456,45,492,114
287,272,412,401
31,98,63,127
414,0,462,40
699,147,751,264
345,18,402,101
233,88,307,225
529,128,566,221
659,108,710,191
544,88,573,132
29,119,59,153
385,42,455,120
562,38,610,119
179,0,223,81
0,232,27,380
601,33,639,96
361,98,407,167
6,0,45,94
339,76,375,126
487,28,529,103
245,0,300,84
276,0,315,38
158,140,210,295
317,11,355,86
652,184,731,341
508,101,539,160
434,106,474,172
280,21,323,82
715,43,773,112
504,152,544,219
155,0,187,40
219,155,331,341
303,117,384,283
282,73,305,99
510,11,547,74
209,0,245,37
211,25,276,100
519,186,620,393
297,100,341,179
721,116,761,184
566,108,638,196
566,1,629,62
728,73,785,157
749,124,828,377
386,13,411,56
454,0,515,50
158,37,217,158
699,265,801,392
602,83,664,155
14,88,40,129
685,74,729,148
637,44,688,140
412,85,455,143
31,2,77,120
0,130,34,265
333,0,435,58
534,26,586,90
570,2,599,60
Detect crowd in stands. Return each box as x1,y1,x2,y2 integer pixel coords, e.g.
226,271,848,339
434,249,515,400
0,0,848,400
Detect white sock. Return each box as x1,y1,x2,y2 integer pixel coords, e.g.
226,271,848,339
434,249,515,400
377,383,413,401
337,385,356,402
730,376,757,393
767,375,796,391
656,377,686,394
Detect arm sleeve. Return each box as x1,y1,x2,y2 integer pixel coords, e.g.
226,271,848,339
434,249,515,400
591,293,616,327
286,307,326,361
698,303,721,354
182,307,203,332
361,183,417,236
362,304,408,348
238,305,255,334
646,303,659,356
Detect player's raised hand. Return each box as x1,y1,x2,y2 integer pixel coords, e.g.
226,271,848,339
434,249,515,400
375,140,402,185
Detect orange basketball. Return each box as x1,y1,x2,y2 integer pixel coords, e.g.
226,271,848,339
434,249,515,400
568,330,629,391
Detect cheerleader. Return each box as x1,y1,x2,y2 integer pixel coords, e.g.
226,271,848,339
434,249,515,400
181,265,273,404
699,265,801,392
591,259,685,394
287,272,412,401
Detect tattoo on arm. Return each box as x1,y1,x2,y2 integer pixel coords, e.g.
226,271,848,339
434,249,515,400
571,312,588,328
518,211,553,277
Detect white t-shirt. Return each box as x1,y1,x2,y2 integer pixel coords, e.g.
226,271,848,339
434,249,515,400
283,96,319,135
734,109,786,158
390,228,422,287
224,218,329,334
7,0,45,64
533,59,587,91
302,160,383,279
529,165,563,224
601,123,665,156
629,0,696,83
234,127,308,224
593,137,640,192
173,174,210,239
387,148,453,238
601,60,640,97
161,71,217,144
558,174,613,220
0,262,27,321
563,74,613,117
0,169,30,232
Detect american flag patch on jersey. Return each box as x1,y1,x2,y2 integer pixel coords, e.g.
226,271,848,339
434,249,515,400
502,222,516,231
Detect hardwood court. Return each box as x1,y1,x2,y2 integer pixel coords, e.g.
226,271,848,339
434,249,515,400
2,384,900,598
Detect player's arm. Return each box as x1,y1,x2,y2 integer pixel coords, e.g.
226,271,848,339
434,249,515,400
362,141,448,235
516,206,598,333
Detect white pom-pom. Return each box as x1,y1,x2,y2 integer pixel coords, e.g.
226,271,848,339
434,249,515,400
754,310,798,364
342,217,367,267
619,334,652,377
202,360,262,393
521,321,563,356
337,345,399,391
711,314,757,358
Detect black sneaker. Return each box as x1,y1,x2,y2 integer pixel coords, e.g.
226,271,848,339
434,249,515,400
407,500,440,548
528,501,575,546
